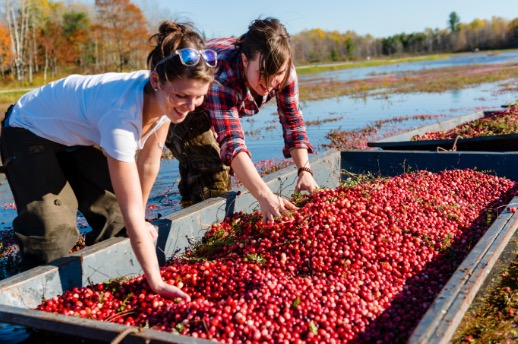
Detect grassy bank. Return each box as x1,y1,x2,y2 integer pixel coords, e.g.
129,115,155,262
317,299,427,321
0,90,32,114
452,234,518,343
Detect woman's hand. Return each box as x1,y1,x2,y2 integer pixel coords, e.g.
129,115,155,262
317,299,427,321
295,171,319,193
230,152,298,223
258,192,298,223
151,281,191,302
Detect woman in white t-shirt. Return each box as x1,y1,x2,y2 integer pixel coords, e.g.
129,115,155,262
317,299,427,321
0,21,217,301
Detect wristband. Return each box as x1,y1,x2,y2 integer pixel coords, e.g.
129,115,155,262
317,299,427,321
297,167,313,176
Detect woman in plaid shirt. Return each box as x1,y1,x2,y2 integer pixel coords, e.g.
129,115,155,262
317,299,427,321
166,17,318,222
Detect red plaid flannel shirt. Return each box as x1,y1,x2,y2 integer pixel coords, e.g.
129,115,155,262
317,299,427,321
204,38,314,165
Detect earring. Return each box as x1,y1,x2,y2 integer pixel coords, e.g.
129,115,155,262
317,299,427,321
154,88,158,92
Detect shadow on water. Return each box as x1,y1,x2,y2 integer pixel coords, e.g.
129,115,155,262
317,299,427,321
0,324,31,344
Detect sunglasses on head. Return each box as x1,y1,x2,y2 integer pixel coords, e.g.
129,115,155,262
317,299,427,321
154,48,218,69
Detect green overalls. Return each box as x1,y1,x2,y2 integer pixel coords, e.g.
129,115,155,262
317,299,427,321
165,109,231,204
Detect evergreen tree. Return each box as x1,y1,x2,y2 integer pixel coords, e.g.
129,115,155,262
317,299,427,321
449,12,461,32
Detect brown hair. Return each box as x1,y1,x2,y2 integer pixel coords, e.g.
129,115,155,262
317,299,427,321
146,21,215,91
235,18,293,89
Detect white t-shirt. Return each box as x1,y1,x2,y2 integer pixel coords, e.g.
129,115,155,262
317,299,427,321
8,71,169,162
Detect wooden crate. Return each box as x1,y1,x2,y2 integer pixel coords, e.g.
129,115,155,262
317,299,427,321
367,110,518,151
0,150,517,343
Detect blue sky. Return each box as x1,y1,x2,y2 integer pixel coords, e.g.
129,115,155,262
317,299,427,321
140,0,518,38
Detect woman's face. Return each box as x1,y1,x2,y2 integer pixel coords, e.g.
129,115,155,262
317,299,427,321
157,78,210,123
242,53,288,97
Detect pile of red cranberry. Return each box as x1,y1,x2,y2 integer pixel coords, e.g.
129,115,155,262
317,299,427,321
411,107,518,141
37,169,517,343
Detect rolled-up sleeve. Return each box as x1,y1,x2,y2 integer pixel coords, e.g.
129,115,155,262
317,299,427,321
208,82,251,166
277,65,315,158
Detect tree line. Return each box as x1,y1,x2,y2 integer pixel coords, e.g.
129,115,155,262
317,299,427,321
291,13,518,64
1,0,518,85
1,0,149,84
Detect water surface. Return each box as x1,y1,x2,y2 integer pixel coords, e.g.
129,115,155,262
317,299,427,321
298,50,518,84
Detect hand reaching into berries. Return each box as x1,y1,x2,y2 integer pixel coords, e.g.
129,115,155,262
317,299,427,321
295,171,319,193
258,192,298,223
153,281,191,302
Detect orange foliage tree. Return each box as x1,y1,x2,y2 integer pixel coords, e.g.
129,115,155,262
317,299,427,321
0,22,13,79
94,0,150,72
62,11,90,68
40,20,72,79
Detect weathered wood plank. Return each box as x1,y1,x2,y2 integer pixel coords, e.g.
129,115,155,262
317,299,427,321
409,199,518,343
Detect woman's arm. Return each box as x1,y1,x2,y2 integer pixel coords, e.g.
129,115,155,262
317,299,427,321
231,152,298,223
290,147,319,193
208,66,301,222
107,155,190,301
276,66,318,193
137,122,170,207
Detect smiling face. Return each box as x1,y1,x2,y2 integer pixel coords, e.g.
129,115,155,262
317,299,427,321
242,53,289,97
156,78,210,123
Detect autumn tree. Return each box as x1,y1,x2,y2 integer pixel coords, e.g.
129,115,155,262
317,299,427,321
351,33,382,60
0,22,13,79
37,1,68,80
423,28,433,52
466,18,486,50
3,0,69,83
62,10,91,69
489,16,509,49
304,28,327,62
94,0,149,72
5,0,32,81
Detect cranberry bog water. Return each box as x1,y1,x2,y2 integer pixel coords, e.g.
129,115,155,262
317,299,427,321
1,150,518,343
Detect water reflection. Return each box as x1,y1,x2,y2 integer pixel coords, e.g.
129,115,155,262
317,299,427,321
450,89,461,100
